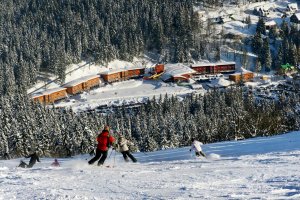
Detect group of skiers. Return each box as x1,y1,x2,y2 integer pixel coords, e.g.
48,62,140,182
16,125,206,168
88,125,137,166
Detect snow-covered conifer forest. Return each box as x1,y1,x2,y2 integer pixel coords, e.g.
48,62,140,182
0,0,300,157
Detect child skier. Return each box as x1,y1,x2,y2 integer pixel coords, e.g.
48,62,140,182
190,138,206,158
51,159,60,167
116,134,137,163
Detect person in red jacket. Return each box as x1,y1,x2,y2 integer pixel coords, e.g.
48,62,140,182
88,125,115,166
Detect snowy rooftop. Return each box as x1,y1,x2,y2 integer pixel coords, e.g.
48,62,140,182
32,87,67,97
100,69,125,75
287,3,298,10
161,64,196,81
207,78,233,88
232,67,254,75
265,20,277,26
62,75,100,87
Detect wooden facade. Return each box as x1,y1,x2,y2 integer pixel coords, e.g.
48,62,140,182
32,94,45,104
101,67,146,82
191,62,236,74
190,65,208,74
65,83,83,95
229,72,254,83
212,63,235,73
63,75,100,95
127,68,145,78
101,71,122,83
84,77,100,90
32,87,67,104
155,64,165,74
45,88,67,104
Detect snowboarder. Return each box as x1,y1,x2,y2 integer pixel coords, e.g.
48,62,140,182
88,125,115,166
19,151,41,168
51,159,60,167
190,138,206,158
116,134,137,163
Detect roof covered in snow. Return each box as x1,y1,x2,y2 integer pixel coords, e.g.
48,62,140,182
287,3,298,10
100,69,125,75
207,78,233,88
32,87,67,97
161,64,196,81
265,20,277,26
233,67,254,75
62,75,100,87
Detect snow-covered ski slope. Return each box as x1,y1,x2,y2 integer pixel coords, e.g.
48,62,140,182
1,132,300,199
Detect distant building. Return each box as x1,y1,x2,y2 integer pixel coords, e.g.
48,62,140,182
212,16,231,24
287,3,298,12
265,20,277,30
229,71,254,83
207,78,233,89
253,6,272,17
161,64,196,82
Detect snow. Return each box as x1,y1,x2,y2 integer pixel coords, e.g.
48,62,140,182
163,64,196,77
1,132,300,199
62,75,101,87
56,80,194,112
207,78,234,88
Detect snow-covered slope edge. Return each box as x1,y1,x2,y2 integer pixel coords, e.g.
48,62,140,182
0,132,300,199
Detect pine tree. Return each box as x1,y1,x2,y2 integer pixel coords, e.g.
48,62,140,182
256,17,266,35
262,37,272,72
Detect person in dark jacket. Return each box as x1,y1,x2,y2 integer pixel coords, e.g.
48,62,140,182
88,125,115,166
18,152,40,168
26,152,41,168
3,152,11,160
117,135,137,163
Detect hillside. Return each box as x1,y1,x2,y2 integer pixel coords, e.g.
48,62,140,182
1,132,300,199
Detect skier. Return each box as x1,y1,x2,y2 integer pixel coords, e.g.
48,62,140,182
26,151,41,168
189,138,206,158
51,159,60,167
18,160,27,168
3,152,11,160
88,125,115,166
19,151,41,168
116,134,137,163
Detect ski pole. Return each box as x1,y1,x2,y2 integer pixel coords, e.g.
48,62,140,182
107,148,114,160
112,149,117,167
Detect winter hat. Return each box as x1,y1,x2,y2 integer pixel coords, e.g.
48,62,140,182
104,125,110,131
